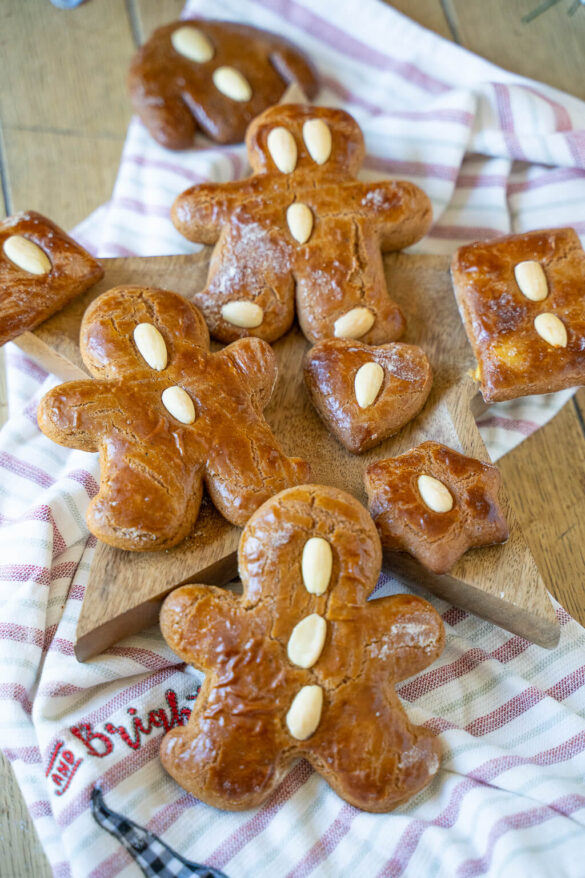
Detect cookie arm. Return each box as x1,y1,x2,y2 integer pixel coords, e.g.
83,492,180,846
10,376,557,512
365,594,445,682
172,179,257,244
160,585,243,668
357,180,432,251
37,380,118,451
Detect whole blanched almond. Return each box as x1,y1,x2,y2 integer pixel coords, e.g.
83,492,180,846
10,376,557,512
354,361,384,408
334,307,375,339
417,474,453,513
514,260,548,302
221,300,264,328
534,312,567,347
133,323,168,371
286,203,313,244
171,26,214,63
301,537,332,595
287,614,327,669
212,66,252,102
267,127,297,174
161,386,196,424
3,235,51,275
286,685,323,740
302,119,332,165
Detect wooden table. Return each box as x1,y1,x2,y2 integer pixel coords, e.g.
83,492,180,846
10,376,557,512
1,1,584,874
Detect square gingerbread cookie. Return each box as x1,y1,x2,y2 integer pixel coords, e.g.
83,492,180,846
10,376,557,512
451,227,585,402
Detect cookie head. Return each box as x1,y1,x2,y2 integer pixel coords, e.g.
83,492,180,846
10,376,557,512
246,104,365,176
79,285,210,380
238,483,382,615
160,484,445,812
128,19,319,149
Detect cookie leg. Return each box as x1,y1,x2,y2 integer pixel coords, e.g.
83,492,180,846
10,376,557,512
193,228,295,344
294,217,405,345
204,420,311,527
89,439,204,551
135,89,198,151
309,681,441,812
161,694,291,811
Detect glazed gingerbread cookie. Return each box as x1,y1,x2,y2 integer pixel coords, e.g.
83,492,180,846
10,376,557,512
0,211,103,348
128,19,318,149
304,338,432,453
365,441,509,574
37,286,310,551
451,227,585,402
160,484,445,813
172,103,432,345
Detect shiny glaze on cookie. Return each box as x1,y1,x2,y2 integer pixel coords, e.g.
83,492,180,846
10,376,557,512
0,211,103,347
37,286,310,551
128,19,318,148
366,441,509,574
172,104,432,346
160,484,445,812
451,228,585,402
304,338,432,453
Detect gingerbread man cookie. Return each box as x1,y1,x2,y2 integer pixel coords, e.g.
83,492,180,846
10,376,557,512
37,287,310,551
451,227,585,402
365,441,509,574
304,338,432,453
0,211,103,348
160,484,445,812
128,19,319,149
172,104,432,345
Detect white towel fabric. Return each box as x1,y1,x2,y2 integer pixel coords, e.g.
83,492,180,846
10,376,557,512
2,1,585,876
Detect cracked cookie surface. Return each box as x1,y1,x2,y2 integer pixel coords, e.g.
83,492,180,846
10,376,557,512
304,338,432,453
160,483,444,812
37,286,310,551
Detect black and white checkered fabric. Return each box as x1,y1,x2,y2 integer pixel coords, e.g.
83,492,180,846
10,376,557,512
91,788,229,878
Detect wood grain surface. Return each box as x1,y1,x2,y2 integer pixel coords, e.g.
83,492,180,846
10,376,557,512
1,0,585,875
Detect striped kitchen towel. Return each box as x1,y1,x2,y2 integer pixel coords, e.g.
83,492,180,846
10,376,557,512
2,1,585,876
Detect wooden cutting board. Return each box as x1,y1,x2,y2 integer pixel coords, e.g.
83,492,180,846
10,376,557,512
16,249,560,658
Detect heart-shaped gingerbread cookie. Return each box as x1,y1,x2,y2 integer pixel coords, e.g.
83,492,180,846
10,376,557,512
303,338,432,453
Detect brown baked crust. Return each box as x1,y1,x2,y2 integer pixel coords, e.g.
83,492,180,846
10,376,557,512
172,104,432,346
127,19,319,149
365,441,509,574
304,338,432,453
160,484,445,812
451,227,585,403
37,286,310,551
0,211,103,348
